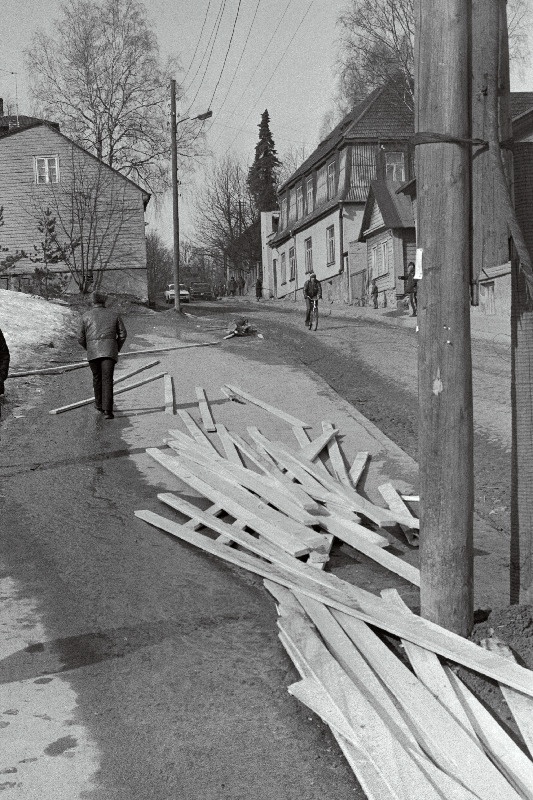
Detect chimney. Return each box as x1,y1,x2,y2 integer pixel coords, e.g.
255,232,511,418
0,99,3,117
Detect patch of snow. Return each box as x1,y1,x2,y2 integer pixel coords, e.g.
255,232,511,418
0,289,75,368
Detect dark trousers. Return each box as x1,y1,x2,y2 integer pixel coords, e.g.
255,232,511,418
0,354,9,395
305,297,315,323
89,357,115,412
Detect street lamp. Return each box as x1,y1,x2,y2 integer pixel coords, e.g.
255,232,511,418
170,78,212,312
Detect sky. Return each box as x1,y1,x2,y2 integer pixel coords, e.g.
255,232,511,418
2,0,533,244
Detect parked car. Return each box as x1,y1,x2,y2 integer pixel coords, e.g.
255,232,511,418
190,282,214,301
164,283,190,304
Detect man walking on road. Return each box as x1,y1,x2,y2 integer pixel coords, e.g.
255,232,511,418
303,272,322,326
78,292,127,419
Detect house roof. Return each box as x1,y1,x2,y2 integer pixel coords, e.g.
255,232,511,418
0,122,151,205
0,114,59,135
358,180,414,241
278,83,413,193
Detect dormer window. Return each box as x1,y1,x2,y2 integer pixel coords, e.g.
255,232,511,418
34,155,59,184
385,152,405,182
327,161,335,199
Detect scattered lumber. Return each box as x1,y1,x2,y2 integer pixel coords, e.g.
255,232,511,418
292,426,332,479
113,359,160,385
220,386,245,403
195,386,217,432
298,428,338,463
49,371,166,415
216,424,243,465
120,340,221,357
164,374,176,415
378,483,419,545
349,452,369,488
223,384,311,428
322,421,352,488
175,410,217,452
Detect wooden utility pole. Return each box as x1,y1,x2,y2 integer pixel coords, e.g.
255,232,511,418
416,0,474,635
170,78,181,313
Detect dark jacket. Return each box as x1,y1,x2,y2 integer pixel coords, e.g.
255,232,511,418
401,270,417,294
78,305,127,362
0,328,10,381
303,278,322,299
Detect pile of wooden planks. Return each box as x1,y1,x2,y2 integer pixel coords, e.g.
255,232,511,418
134,388,533,799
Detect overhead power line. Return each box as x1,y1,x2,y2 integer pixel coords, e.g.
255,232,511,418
182,0,213,84
223,0,317,155
183,0,228,102
208,0,243,109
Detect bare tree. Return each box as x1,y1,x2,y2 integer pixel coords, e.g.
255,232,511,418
336,0,530,111
30,147,143,293
192,155,259,271
277,143,310,186
25,0,202,196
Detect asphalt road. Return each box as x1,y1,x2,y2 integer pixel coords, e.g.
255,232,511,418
0,297,513,798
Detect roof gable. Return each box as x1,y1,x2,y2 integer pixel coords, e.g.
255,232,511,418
359,180,414,241
0,122,150,203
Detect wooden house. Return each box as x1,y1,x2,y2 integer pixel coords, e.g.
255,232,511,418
0,121,150,300
357,181,415,308
264,83,414,303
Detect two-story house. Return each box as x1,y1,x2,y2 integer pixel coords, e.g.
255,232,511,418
264,83,414,302
0,120,150,300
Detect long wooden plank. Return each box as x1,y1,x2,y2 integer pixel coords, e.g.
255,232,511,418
113,359,160,385
49,371,166,414
378,482,419,526
349,452,369,488
299,429,338,463
119,340,221,357
381,589,477,738
332,610,522,800
279,614,444,800
445,668,533,799
165,441,324,532
322,421,352,487
248,428,402,528
226,431,272,474
147,450,314,557
164,374,175,415
288,679,403,800
134,508,533,698
292,426,332,478
482,637,533,759
195,386,216,432
216,424,242,466
224,384,311,428
176,410,218,452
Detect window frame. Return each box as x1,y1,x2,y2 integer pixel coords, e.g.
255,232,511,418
296,185,304,219
280,251,287,284
34,155,60,185
326,225,335,266
304,237,313,273
289,245,296,281
280,198,288,229
327,161,335,199
384,151,406,182
306,177,314,213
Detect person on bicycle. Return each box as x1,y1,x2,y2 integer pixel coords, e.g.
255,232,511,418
303,272,322,326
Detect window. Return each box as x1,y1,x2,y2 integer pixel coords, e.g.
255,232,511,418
385,151,405,182
304,237,313,273
289,188,297,222
306,177,313,213
296,185,304,219
326,225,335,265
289,246,296,280
371,246,378,278
379,241,388,276
34,155,59,184
280,198,287,228
281,251,287,284
327,161,335,199
317,165,328,204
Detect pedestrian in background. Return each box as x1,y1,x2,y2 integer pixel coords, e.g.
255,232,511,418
0,327,10,396
229,276,237,296
400,262,418,316
371,279,379,309
238,275,245,295
255,276,262,301
78,291,127,420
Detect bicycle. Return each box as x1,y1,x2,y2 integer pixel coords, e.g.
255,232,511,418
308,297,319,331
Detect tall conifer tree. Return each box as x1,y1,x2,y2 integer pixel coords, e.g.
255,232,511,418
247,110,280,212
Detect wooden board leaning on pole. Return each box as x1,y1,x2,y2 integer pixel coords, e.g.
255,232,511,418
133,508,533,698
49,371,167,415
9,340,221,379
223,384,311,428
